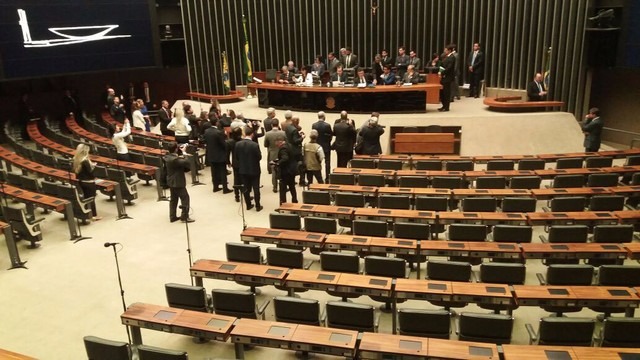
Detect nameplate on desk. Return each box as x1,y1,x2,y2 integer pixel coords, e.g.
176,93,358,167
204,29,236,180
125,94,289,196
399,188,411,192
328,185,340,189
268,325,292,336
352,237,368,243
595,212,611,217
415,171,427,175
506,213,522,218
514,189,527,193
463,213,478,218
362,187,374,190
266,230,282,236
418,212,433,217
369,279,388,286
600,244,620,250
428,283,447,290
317,274,336,281
486,286,507,294
448,243,465,248
550,245,569,250
399,340,423,350
548,288,569,295
265,269,284,276
329,332,353,344
301,205,314,210
552,213,568,218
435,189,448,193
306,234,322,240
53,200,64,204
544,350,572,360
207,318,230,329
608,289,630,296
220,264,237,271
154,310,177,320
468,346,494,357
32,195,42,199
337,208,350,212
351,169,362,173
498,244,516,250
476,189,489,193
378,210,391,215
397,240,414,246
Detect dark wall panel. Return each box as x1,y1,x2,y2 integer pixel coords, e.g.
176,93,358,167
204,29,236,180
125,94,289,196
182,0,589,115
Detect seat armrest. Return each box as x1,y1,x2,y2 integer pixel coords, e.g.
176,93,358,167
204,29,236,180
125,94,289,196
303,259,314,270
319,309,326,326
624,204,636,210
593,328,602,346
256,299,271,319
470,270,478,282
542,207,550,212
536,273,547,285
29,217,46,225
454,317,460,335
80,196,96,204
539,235,548,243
373,311,380,333
524,323,538,344
127,178,140,185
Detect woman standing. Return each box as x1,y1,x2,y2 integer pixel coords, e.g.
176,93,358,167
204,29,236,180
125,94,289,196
168,108,192,144
131,102,147,130
73,144,101,221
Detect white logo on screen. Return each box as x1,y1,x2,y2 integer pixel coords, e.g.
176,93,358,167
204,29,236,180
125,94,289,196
18,9,131,48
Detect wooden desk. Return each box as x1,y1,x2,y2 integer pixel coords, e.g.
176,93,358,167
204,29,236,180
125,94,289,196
231,318,297,359
394,133,455,154
502,345,577,360
240,227,326,249
121,302,183,344
333,167,396,179
412,155,474,162
354,208,436,224
527,211,618,226
190,259,239,286
451,283,513,307
394,278,452,302
465,242,522,259
189,259,288,289
377,186,416,196
284,269,341,293
464,169,537,179
426,337,499,359
570,286,639,316
534,168,604,179
609,185,640,196
452,189,532,199
483,96,564,111
354,154,412,162
335,273,393,297
572,346,640,360
412,188,452,197
0,349,37,360
277,203,355,220
512,285,578,307
625,243,640,259
537,152,597,162
289,324,358,358
473,154,536,163
369,237,418,255
480,212,529,225
324,234,372,251
602,165,640,174
437,212,483,224
359,332,429,359
395,169,464,178
614,210,640,224
599,148,640,159
520,243,627,261
309,183,378,196
171,308,235,341
531,187,612,200
420,240,470,257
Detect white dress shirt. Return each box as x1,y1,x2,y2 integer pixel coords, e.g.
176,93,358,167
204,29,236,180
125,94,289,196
112,122,131,154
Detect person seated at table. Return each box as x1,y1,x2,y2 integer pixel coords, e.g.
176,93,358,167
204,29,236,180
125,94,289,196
286,60,298,74
278,65,294,84
353,68,373,86
331,66,348,84
402,65,420,84
380,65,397,85
371,54,384,81
311,55,326,78
295,66,313,86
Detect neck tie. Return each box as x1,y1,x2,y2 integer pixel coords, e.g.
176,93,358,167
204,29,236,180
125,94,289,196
472,51,477,65
347,55,351,66
537,82,542,92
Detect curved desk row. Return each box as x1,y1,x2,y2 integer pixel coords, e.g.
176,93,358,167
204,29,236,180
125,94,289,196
484,96,565,111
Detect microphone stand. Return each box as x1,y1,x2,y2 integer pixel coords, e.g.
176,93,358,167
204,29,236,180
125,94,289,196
66,167,92,243
234,184,248,230
106,243,132,344
180,204,195,286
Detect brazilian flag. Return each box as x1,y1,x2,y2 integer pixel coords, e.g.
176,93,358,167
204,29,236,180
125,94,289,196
242,15,253,83
222,51,230,95
543,47,551,91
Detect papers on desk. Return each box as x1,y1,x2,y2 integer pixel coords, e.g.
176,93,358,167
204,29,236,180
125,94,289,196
403,83,414,86
357,83,367,88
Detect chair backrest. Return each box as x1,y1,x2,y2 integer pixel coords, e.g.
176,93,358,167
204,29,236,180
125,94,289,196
378,194,411,209
432,176,464,189
325,301,376,332
40,179,59,196
266,247,304,268
427,260,472,282
545,264,594,285
492,225,533,243
458,312,513,344
585,156,613,168
475,176,507,189
83,336,131,360
269,213,302,230
587,173,619,187
479,263,526,284
588,195,625,211
445,160,474,171
273,296,320,326
592,225,634,243
501,197,537,213
398,176,430,188
137,345,188,360
393,222,430,240
335,192,365,207
304,216,337,234
461,197,497,212
330,173,356,185
537,317,595,346
6,172,23,187
509,176,541,189
349,159,376,169
358,174,386,187
398,309,451,338
20,176,40,192
486,160,514,171
320,251,359,273
225,242,262,263
625,155,640,166
165,283,208,312
302,190,331,205
128,151,145,164
415,160,442,170
364,256,406,278
415,196,448,211
632,172,640,185
448,224,487,241
517,159,545,170
547,225,589,243
551,174,585,188
265,68,277,81
93,165,108,179
211,289,257,318
549,197,586,212
378,160,403,170
555,158,583,169
2,205,28,223
353,219,388,237
597,265,640,286
602,318,640,348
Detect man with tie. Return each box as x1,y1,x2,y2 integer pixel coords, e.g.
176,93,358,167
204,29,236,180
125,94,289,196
467,43,485,98
438,45,456,112
402,65,420,84
331,66,349,83
409,50,421,69
234,127,263,212
341,47,359,71
396,46,410,78
527,73,548,101
311,112,333,182
158,100,173,136
380,49,393,67
327,52,340,75
354,69,372,86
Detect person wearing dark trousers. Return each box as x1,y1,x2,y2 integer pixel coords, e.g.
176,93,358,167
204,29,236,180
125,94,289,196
158,100,173,136
303,130,325,185
264,119,286,193
73,143,101,221
164,142,194,223
203,119,232,193
467,43,484,98
234,127,263,212
333,115,357,168
110,119,133,177
226,127,243,202
285,116,305,186
275,135,298,204
449,44,461,101
311,111,333,182
438,45,455,112
581,107,604,152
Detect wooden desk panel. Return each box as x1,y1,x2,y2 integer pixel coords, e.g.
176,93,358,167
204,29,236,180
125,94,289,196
369,237,418,255
438,212,483,224
0,183,69,212
502,345,577,360
531,187,612,199
473,154,536,163
394,278,452,301
233,263,288,286
170,310,235,341
412,188,452,197
121,302,182,333
290,325,358,358
426,338,498,359
376,186,415,195
480,212,529,225
412,155,474,161
465,242,522,259
190,259,239,284
572,346,640,360
309,183,378,195
0,349,37,360
354,154,411,162
520,243,627,260
452,189,532,198
609,185,640,196
240,227,326,248
512,285,578,307
231,318,296,346
358,332,429,359
420,240,469,257
335,273,392,297
324,234,372,251
451,283,513,306
625,243,640,259
570,286,639,308
395,133,455,154
464,170,537,179
527,211,617,226
354,208,436,224
333,167,396,178
598,148,640,158
285,269,341,292
614,210,640,224
276,202,319,217
601,165,640,174
537,152,596,162
534,168,604,179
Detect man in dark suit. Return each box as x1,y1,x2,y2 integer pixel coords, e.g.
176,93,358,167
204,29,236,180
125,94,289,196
110,97,126,122
264,118,286,192
402,65,420,84
396,46,410,78
158,100,173,136
581,107,604,152
331,66,349,83
467,43,484,98
234,127,262,211
439,45,456,112
164,142,194,223
311,111,333,182
203,119,232,193
449,44,461,101
409,50,421,69
341,46,359,70
278,65,294,84
263,107,276,132
380,65,397,85
380,49,393,67
527,73,548,101
326,52,340,75
353,69,373,86
360,117,385,155
333,113,357,167
275,135,298,204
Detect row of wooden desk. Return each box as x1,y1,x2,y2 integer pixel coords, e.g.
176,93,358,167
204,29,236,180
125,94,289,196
121,302,640,360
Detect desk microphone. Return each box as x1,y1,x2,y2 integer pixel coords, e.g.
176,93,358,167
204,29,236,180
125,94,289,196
104,242,120,247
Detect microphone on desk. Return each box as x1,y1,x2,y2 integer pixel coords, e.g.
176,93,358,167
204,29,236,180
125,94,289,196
104,242,120,247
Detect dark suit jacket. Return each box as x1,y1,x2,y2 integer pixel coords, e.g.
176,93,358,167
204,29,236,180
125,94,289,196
277,143,298,177
467,51,484,75
110,104,126,122
402,72,420,84
353,74,373,86
331,72,349,83
312,121,333,153
409,57,421,69
341,54,359,69
285,124,303,158
440,54,456,84
527,81,546,101
234,138,261,176
381,55,393,67
327,58,340,74
263,116,274,132
360,125,385,155
381,72,397,85
158,107,172,132
204,126,227,163
582,117,604,149
163,153,190,188
333,121,356,153
372,62,384,80
452,52,460,77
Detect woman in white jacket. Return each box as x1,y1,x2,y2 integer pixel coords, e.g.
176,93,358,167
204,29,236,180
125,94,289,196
167,108,192,144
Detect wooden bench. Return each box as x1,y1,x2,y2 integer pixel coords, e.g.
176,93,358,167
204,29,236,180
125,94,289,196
186,90,244,103
484,96,564,111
